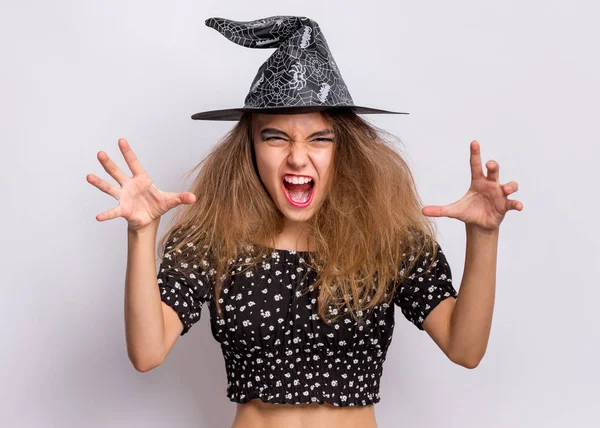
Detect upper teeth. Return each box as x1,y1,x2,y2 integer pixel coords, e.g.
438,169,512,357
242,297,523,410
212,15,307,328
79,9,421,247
284,176,313,184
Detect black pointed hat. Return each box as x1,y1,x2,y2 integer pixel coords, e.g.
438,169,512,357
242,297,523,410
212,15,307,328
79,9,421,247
191,16,409,121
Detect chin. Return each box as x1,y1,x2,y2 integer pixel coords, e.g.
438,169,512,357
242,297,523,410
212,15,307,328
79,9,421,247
279,206,314,223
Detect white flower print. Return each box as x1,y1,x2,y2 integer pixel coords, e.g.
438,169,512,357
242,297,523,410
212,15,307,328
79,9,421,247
158,231,456,406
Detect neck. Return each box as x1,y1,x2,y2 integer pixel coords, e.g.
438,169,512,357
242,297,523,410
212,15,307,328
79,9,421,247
269,220,315,251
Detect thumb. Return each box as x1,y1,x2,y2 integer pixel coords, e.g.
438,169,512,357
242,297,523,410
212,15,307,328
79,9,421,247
178,192,197,205
422,204,452,218
164,191,196,210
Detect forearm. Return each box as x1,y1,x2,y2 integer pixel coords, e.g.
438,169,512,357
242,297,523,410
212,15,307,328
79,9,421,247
124,218,166,371
449,224,499,367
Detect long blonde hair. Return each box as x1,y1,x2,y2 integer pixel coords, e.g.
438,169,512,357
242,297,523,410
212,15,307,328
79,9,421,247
157,109,441,323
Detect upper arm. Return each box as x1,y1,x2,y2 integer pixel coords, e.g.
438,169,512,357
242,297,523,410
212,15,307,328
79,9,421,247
161,301,185,359
422,295,456,358
393,241,458,356
156,229,215,354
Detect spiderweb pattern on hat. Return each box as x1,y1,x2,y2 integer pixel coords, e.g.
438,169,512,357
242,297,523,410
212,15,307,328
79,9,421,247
191,16,408,120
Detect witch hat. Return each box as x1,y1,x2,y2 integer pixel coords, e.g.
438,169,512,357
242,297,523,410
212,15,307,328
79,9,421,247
191,16,409,121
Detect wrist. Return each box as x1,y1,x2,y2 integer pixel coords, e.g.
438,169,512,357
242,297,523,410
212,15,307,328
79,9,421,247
128,218,160,237
465,223,499,236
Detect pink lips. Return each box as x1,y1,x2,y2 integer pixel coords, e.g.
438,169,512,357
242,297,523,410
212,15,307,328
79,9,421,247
281,180,315,208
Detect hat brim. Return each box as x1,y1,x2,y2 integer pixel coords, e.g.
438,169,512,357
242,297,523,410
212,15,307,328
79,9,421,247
191,105,409,121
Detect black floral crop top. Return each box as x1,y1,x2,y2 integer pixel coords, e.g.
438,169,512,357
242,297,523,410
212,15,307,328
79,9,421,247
157,232,458,407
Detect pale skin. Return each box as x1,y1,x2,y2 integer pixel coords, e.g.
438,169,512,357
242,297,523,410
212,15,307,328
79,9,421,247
251,112,336,251
86,140,197,372
87,113,522,428
420,140,523,369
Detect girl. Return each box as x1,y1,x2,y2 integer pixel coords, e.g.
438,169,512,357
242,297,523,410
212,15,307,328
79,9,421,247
87,16,522,428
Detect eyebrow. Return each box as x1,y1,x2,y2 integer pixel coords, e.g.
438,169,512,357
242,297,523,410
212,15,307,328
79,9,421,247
259,128,335,139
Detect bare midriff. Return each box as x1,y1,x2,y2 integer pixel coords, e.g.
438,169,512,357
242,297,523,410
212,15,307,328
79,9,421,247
231,399,378,428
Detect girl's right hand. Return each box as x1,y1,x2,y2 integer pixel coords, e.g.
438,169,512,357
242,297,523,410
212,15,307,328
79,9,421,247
86,138,196,232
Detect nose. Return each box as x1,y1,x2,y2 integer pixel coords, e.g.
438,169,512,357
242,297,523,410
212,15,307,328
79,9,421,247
286,142,310,169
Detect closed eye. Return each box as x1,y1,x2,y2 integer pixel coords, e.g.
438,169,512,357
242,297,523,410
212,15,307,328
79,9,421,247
264,137,333,143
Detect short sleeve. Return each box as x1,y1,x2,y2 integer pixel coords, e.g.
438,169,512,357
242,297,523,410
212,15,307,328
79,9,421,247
157,230,214,335
393,242,458,330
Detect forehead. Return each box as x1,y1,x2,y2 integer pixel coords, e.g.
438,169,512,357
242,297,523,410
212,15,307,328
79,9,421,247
252,112,331,132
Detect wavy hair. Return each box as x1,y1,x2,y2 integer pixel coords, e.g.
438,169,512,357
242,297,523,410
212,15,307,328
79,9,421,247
157,109,441,323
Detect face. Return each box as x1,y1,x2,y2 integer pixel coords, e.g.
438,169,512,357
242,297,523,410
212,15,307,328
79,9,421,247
252,112,335,226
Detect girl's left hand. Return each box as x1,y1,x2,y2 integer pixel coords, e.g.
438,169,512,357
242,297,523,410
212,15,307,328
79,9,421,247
422,140,523,231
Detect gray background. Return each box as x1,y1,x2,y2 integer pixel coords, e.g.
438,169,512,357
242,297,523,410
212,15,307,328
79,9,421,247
2,0,598,427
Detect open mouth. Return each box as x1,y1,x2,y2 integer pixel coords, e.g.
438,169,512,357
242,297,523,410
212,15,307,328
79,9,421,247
281,176,315,207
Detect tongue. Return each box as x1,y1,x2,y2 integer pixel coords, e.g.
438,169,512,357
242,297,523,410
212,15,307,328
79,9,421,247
285,182,312,203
